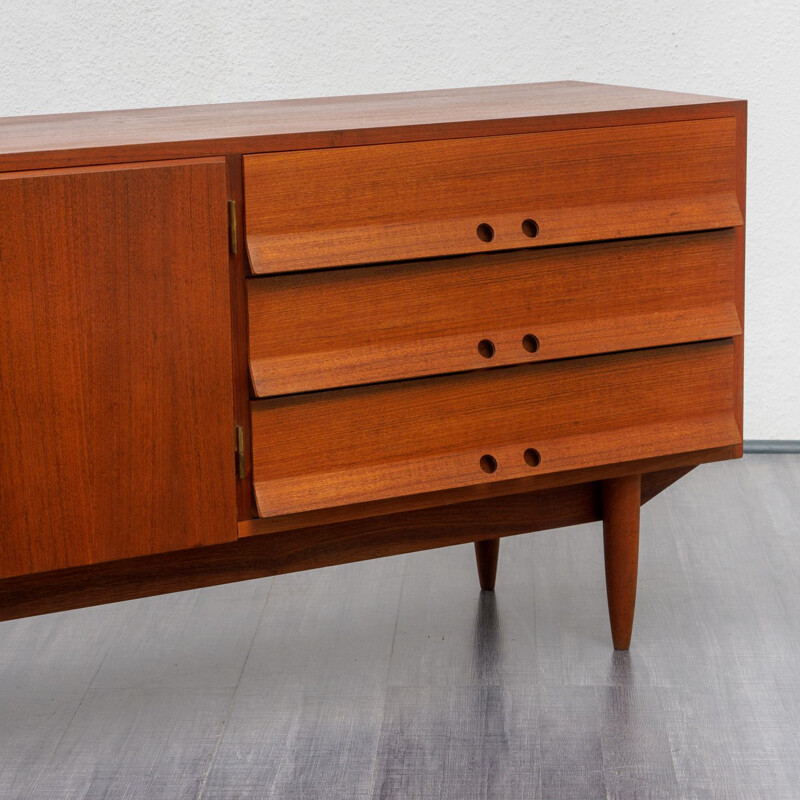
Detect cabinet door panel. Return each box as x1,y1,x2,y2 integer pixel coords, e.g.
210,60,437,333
0,158,236,579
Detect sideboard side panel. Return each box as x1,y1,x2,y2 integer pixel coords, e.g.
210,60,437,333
0,158,237,579
733,102,747,457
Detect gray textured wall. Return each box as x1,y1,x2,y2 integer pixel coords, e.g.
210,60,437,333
1,0,797,437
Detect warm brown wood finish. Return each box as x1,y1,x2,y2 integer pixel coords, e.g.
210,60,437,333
247,230,739,396
225,154,256,520
733,104,747,457
0,82,742,173
602,474,642,650
0,159,237,579
0,82,746,649
244,118,741,274
474,539,500,591
251,340,739,517
0,466,687,623
239,446,733,537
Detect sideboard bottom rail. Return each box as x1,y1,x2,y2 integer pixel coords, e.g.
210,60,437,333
0,454,727,645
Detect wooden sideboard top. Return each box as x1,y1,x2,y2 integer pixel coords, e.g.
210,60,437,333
0,81,744,172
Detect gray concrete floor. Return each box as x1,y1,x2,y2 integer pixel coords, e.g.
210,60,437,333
1,454,799,799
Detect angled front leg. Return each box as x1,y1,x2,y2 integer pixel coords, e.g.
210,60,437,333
474,538,500,591
602,474,641,650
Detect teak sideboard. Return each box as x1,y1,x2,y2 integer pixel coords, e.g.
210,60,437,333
0,81,746,649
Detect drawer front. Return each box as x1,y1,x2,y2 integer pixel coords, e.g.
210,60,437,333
250,340,740,517
244,118,742,274
248,230,740,397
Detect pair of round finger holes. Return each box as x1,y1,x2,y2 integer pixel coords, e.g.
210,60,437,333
475,219,539,243
478,334,539,359
479,449,541,474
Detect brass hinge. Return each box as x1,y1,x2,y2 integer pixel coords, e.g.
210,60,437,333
227,199,238,255
234,425,245,479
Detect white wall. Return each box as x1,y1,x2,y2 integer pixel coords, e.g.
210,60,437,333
1,0,797,439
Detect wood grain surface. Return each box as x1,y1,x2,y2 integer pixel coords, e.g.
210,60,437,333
244,117,741,273
733,103,747,456
250,340,740,517
239,447,731,536
248,230,740,396
474,538,500,591
0,81,743,173
224,155,256,520
0,83,746,645
602,474,642,650
0,464,690,623
0,159,237,579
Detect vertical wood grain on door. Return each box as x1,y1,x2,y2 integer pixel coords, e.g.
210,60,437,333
0,158,237,579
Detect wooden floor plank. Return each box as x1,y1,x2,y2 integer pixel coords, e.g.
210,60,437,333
28,687,233,800
201,688,386,800
371,685,541,800
89,581,271,691
1,456,800,799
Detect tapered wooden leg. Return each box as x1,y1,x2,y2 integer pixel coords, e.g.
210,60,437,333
602,474,641,650
474,538,500,591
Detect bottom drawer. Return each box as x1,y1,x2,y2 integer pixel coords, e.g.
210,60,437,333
251,340,740,518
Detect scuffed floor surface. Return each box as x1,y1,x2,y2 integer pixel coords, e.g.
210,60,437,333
1,454,799,799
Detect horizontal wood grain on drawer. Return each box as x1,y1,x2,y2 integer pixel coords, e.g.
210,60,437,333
241,446,735,537
243,118,742,274
247,230,740,397
250,340,740,517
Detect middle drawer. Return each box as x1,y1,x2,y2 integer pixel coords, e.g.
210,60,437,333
247,230,740,397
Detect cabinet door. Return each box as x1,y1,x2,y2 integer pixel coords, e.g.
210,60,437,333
0,158,237,579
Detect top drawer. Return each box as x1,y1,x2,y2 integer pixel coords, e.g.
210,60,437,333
244,117,742,274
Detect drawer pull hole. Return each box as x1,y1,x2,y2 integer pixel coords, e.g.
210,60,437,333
521,218,539,238
477,339,496,358
522,334,540,353
476,223,495,242
524,448,541,467
480,454,498,474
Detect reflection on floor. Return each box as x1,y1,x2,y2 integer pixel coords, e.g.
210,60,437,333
1,455,799,799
